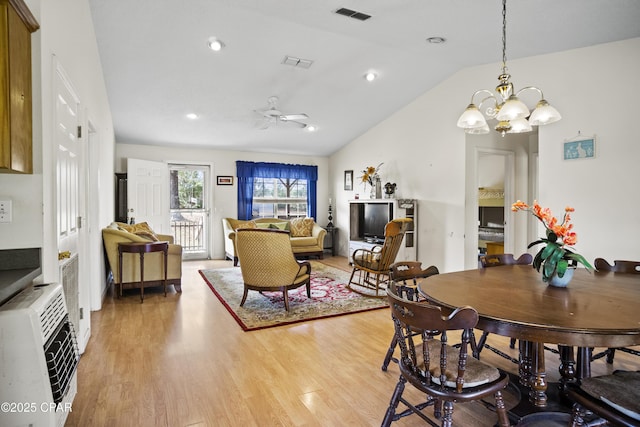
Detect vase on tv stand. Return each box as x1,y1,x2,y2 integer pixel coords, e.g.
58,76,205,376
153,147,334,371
373,175,382,199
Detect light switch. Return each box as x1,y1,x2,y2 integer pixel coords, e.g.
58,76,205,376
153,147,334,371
0,200,12,223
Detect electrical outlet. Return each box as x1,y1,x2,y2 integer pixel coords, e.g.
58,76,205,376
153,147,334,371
0,200,12,223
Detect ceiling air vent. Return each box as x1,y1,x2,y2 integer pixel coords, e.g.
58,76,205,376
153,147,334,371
282,56,314,69
334,7,372,21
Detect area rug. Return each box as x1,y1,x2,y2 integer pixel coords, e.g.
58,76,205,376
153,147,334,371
199,261,388,331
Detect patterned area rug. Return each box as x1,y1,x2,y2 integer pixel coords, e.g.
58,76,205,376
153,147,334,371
199,261,388,331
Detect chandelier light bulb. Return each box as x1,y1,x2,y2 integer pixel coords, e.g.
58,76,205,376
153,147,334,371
509,118,533,133
496,95,529,121
457,104,488,128
528,99,562,126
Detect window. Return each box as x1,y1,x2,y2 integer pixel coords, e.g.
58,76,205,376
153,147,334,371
236,161,318,221
252,177,308,219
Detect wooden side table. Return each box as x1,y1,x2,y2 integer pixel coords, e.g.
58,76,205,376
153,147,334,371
323,226,338,256
117,241,168,302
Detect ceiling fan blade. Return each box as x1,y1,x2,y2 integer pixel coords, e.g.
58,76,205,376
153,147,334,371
280,113,308,121
285,120,307,128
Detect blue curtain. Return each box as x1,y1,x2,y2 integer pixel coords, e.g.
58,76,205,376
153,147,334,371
236,161,318,220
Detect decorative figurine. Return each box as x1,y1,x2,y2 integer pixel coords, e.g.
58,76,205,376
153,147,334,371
384,182,397,198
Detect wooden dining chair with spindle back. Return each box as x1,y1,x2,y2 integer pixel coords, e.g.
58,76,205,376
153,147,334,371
590,258,640,364
381,261,439,371
476,253,533,362
382,285,511,427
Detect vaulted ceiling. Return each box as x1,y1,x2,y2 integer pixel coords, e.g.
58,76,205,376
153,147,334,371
89,0,640,156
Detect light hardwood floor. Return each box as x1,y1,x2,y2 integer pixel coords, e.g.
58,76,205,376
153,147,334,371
65,257,638,427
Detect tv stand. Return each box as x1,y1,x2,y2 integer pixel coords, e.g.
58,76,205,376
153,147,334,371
348,199,417,264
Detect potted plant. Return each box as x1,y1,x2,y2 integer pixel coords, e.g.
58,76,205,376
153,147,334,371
512,200,593,285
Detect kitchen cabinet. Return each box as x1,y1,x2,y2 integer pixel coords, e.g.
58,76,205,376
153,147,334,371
0,0,39,174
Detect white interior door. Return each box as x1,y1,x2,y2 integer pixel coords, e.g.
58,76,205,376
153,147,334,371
127,158,170,233
54,58,90,351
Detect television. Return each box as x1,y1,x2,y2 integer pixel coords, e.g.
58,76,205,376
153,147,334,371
363,203,393,243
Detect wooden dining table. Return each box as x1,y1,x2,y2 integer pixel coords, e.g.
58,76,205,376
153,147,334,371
417,265,640,409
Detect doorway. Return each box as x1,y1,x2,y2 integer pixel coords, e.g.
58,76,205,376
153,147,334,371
169,164,210,260
464,132,535,269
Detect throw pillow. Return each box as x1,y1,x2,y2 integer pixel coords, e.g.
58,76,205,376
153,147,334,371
118,222,159,241
236,220,257,230
290,218,314,237
269,222,289,231
256,223,272,229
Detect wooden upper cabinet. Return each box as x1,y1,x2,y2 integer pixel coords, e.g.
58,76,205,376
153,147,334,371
0,0,39,174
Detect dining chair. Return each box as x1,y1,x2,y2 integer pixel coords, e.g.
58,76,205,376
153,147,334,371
382,284,511,427
381,261,439,371
590,258,640,364
476,253,533,363
567,370,640,426
347,218,412,297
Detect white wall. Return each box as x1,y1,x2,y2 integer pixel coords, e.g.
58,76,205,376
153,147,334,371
331,37,640,273
0,0,114,308
115,143,330,260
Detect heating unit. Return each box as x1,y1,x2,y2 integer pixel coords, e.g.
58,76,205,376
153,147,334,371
0,282,80,427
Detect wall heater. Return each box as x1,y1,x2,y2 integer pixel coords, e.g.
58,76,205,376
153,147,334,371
0,282,80,427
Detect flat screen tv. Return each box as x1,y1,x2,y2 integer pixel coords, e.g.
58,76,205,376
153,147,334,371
363,203,393,243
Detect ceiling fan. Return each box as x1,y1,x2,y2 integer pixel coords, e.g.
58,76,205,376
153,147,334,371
254,96,309,129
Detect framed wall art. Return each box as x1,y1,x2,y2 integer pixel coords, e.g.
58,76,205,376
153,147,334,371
344,170,353,191
217,176,233,185
563,134,596,160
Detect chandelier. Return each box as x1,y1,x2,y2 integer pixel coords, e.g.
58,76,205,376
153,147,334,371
457,0,561,136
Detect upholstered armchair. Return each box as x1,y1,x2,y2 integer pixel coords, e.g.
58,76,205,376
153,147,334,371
222,217,326,266
235,228,311,311
102,223,183,294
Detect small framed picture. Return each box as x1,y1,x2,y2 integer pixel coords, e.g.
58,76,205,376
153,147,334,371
564,136,596,160
344,170,354,191
217,176,234,185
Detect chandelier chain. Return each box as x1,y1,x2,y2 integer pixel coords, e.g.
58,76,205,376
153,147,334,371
501,0,507,74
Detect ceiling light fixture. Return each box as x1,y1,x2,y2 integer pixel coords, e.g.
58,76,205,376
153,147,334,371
306,125,317,132
456,0,561,136
207,37,225,52
186,113,199,120
364,72,377,82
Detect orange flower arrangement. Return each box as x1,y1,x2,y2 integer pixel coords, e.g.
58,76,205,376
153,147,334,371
512,200,593,282
360,163,383,187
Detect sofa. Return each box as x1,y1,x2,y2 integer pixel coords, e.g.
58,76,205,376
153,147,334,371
102,222,183,293
222,217,326,266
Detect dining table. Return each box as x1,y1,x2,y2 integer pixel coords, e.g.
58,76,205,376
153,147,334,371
416,264,640,412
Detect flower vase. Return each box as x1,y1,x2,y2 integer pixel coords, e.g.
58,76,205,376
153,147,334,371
374,176,382,199
548,266,576,288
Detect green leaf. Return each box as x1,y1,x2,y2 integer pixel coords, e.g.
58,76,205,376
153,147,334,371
527,239,546,249
533,249,544,272
565,252,595,271
543,246,564,279
540,243,558,261
556,259,569,277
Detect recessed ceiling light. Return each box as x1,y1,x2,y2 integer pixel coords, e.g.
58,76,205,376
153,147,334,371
426,36,446,44
306,125,317,132
208,37,225,51
186,113,199,120
364,72,377,82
